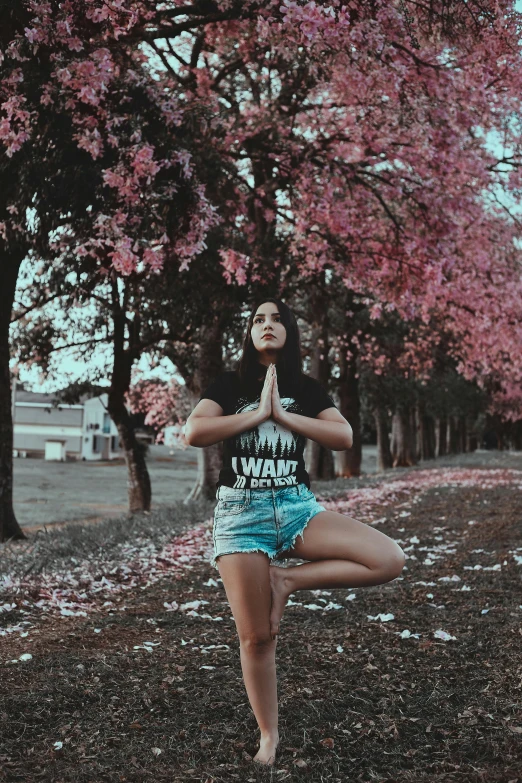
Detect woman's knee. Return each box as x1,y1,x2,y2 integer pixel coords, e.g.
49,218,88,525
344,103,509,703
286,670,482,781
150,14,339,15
240,631,275,652
376,544,406,579
217,552,274,646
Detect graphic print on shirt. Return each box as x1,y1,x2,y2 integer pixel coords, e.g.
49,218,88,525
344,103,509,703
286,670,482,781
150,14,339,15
231,395,305,488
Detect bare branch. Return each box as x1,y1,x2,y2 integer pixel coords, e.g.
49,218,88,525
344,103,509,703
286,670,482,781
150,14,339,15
391,41,446,69
10,292,64,323
190,31,205,69
148,40,188,84
212,57,244,87
141,10,254,43
166,39,189,68
45,337,111,355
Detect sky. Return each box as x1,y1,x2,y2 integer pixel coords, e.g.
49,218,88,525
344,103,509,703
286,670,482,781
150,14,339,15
11,3,522,394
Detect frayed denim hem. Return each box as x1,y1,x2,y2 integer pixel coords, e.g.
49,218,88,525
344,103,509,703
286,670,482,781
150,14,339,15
276,504,327,560
210,546,280,571
209,504,327,571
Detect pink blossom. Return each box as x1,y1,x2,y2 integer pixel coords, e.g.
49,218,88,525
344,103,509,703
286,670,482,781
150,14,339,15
143,246,165,271
218,249,250,286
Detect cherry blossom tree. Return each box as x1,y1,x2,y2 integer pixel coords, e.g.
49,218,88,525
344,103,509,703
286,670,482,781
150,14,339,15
4,0,522,531
125,375,190,444
0,1,219,539
11,224,254,510
144,0,522,458
357,312,489,469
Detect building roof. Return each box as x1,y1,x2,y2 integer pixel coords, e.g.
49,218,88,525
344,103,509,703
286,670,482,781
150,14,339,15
15,390,96,406
16,391,63,405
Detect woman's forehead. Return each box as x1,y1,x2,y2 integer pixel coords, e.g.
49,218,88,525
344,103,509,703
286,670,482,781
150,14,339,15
254,307,280,317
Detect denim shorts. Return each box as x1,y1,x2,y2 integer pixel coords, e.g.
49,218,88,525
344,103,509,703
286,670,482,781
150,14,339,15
210,483,327,570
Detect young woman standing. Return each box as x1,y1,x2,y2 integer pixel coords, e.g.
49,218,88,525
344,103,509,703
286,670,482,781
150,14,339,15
185,298,406,767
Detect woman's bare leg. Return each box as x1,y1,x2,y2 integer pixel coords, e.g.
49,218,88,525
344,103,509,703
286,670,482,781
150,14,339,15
216,551,280,766
269,511,406,636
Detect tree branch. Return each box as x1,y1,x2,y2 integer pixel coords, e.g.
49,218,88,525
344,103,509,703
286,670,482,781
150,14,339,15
141,10,254,43
44,337,111,355
391,40,446,69
148,40,189,84
10,292,64,323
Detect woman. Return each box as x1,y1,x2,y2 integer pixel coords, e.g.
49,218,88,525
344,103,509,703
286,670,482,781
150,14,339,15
185,298,406,767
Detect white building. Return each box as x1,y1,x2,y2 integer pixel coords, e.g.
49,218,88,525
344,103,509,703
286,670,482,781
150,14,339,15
81,394,123,461
13,389,123,461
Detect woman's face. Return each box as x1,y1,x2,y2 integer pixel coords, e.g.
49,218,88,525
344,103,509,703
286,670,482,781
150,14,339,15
251,302,287,362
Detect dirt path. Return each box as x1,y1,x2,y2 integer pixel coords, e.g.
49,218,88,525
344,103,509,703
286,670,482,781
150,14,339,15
1,462,522,782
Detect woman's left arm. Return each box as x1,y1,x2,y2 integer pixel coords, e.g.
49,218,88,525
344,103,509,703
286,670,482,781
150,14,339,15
271,373,352,450
276,407,353,451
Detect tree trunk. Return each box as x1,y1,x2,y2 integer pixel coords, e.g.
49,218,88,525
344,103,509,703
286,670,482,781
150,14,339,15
107,275,152,514
185,392,223,503
414,400,427,461
0,254,27,542
466,431,477,452
391,408,416,467
108,393,152,512
458,416,467,453
414,401,421,462
494,417,506,451
184,316,224,502
307,279,335,481
511,420,522,450
435,416,447,457
447,416,461,454
446,417,454,454
308,438,335,480
424,415,435,459
415,402,435,462
409,407,417,460
374,408,393,471
336,338,361,478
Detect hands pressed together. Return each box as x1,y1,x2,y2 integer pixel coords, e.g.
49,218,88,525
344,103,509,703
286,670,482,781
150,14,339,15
257,363,287,425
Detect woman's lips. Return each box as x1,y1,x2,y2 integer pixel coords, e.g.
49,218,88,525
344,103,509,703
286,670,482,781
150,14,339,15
262,335,275,340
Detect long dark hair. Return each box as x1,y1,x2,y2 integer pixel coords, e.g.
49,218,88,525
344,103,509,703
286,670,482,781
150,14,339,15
235,297,306,397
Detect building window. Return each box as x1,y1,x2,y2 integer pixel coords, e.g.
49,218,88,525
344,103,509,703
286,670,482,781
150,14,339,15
111,436,119,451
93,435,101,453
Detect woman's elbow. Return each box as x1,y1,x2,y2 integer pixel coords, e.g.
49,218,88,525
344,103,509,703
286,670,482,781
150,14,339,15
184,421,197,447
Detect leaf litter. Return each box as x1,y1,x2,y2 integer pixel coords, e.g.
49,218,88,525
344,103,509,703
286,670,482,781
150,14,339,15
1,459,522,781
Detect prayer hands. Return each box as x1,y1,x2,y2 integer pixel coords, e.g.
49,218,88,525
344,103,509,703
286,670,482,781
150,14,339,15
270,364,287,425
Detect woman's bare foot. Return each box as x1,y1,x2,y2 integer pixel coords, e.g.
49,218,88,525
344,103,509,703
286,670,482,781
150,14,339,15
269,565,292,637
253,733,279,766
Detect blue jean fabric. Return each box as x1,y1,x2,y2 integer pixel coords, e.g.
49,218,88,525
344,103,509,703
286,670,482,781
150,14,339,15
210,483,327,570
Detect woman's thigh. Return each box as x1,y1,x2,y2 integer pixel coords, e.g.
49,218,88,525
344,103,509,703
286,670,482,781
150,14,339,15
281,510,405,572
216,551,273,644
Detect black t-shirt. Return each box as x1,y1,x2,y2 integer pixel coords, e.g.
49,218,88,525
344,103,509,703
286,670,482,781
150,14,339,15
198,370,338,490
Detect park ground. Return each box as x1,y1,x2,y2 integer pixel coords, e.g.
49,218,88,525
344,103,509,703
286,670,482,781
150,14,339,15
12,444,202,530
1,450,522,782
11,443,383,531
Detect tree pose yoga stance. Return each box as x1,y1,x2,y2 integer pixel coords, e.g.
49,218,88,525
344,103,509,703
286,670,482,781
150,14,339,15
185,298,406,767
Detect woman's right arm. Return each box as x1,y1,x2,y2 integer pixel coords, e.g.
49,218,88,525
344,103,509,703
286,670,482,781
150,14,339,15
185,400,265,448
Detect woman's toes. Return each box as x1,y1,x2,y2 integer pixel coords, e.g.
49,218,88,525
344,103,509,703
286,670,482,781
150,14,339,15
253,736,279,765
